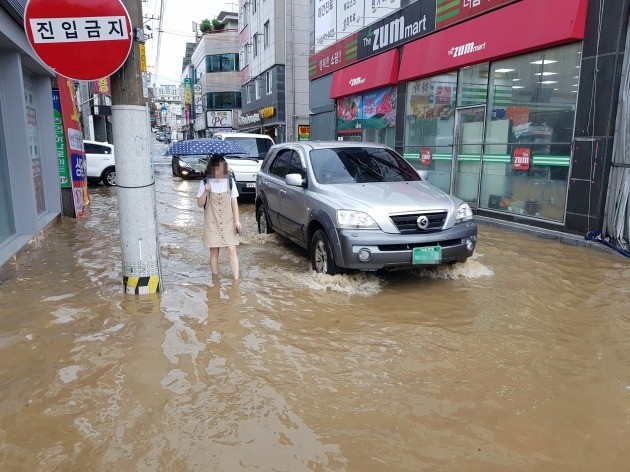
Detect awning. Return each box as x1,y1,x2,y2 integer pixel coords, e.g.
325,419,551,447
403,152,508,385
399,0,588,82
330,49,399,99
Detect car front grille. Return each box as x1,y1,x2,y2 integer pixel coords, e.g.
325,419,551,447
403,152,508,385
390,211,448,234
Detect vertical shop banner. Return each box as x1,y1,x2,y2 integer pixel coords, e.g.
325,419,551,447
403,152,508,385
58,74,89,217
314,0,337,52
337,0,364,38
52,89,71,188
337,86,397,130
194,83,203,115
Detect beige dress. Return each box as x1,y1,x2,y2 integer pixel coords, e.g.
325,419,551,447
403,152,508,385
203,186,239,248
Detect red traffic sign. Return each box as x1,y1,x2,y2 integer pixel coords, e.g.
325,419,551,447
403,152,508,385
24,0,133,81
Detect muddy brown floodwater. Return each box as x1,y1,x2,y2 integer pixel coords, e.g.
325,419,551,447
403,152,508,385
0,149,628,471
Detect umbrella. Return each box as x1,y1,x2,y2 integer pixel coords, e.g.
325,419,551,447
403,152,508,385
165,138,246,156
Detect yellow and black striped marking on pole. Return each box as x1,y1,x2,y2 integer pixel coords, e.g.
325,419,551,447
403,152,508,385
124,276,160,295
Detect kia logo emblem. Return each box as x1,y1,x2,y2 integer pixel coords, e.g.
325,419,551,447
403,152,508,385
417,215,430,230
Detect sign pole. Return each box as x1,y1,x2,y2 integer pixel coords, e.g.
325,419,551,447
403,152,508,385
111,0,162,294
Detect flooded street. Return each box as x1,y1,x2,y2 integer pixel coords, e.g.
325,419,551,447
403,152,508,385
0,144,629,471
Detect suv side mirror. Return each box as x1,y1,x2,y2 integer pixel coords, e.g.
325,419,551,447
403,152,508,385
285,173,307,188
417,169,429,181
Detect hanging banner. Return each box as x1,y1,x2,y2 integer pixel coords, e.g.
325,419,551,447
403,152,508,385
94,76,111,95
58,74,89,217
52,89,71,188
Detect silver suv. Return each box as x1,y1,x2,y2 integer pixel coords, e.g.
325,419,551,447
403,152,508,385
255,142,477,274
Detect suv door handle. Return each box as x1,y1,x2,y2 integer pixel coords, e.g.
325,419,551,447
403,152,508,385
262,180,268,186
279,189,287,195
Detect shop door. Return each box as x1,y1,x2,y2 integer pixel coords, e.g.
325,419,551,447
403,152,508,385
452,106,485,206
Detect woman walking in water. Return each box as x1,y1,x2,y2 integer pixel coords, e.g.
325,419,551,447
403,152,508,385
196,155,241,279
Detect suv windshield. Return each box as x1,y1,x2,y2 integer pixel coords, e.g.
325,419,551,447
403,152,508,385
310,147,420,184
225,137,272,158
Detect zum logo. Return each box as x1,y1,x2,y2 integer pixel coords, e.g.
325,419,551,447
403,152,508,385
448,41,486,58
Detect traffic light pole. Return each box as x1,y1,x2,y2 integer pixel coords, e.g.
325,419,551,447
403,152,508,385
110,0,162,294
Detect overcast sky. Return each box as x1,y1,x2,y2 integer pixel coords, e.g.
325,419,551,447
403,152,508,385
143,0,234,85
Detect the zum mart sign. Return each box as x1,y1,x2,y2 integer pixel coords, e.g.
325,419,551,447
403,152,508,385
357,0,436,60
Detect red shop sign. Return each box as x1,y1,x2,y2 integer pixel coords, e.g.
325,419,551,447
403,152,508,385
309,34,358,80
513,147,531,170
399,0,588,82
421,147,432,165
330,49,399,99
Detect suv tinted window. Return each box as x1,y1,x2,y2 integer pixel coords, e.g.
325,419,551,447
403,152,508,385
84,143,110,154
269,150,291,178
225,137,273,158
310,147,420,184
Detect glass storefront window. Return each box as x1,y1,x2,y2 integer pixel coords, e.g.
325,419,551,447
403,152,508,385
481,43,581,221
22,69,46,215
458,63,489,106
0,97,16,245
404,73,457,193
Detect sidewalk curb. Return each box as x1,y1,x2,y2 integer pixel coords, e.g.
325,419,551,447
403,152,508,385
475,216,621,257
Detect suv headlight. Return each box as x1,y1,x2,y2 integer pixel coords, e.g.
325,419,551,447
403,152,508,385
456,203,473,223
337,210,380,229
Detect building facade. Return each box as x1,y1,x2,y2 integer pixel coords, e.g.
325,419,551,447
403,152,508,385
0,2,62,268
155,84,182,138
238,0,310,142
308,0,630,237
191,11,242,138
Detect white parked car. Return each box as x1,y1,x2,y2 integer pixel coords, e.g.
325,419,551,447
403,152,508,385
84,140,116,186
211,132,274,196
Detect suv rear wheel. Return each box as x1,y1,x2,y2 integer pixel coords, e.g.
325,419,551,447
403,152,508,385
102,167,116,186
310,229,339,275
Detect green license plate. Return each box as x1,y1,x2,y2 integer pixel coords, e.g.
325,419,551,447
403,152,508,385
413,246,442,265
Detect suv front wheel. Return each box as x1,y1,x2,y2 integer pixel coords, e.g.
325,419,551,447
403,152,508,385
102,167,116,186
310,229,340,275
257,204,273,234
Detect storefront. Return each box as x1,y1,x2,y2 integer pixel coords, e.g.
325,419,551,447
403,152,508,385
309,0,630,235
0,3,62,267
238,106,284,142
398,0,587,223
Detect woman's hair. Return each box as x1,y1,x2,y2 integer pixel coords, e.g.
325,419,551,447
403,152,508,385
205,155,228,178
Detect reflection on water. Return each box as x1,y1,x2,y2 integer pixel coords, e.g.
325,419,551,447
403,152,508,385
0,158,629,471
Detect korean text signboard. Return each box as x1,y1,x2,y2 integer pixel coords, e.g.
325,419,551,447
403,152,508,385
52,89,71,189
24,0,133,81
309,34,358,80
208,111,233,128
58,75,89,217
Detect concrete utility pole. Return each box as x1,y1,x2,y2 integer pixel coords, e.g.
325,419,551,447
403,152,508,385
111,0,162,294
